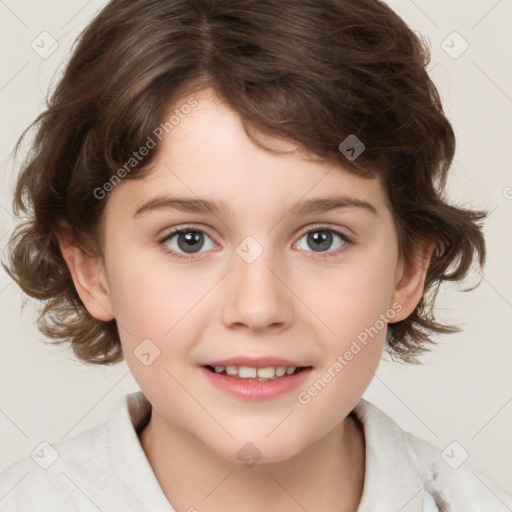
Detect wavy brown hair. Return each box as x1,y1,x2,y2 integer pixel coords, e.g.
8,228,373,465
3,0,486,365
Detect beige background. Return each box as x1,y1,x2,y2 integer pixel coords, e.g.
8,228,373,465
0,0,511,497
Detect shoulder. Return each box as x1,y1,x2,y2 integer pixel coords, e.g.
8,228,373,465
355,398,512,511
404,429,512,511
0,392,158,512
0,421,112,511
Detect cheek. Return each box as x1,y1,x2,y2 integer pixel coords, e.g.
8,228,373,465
105,248,227,391
107,254,208,392
107,247,211,339
295,258,395,422
305,239,398,346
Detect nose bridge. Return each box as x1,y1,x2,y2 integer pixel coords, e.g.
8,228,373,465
221,234,293,331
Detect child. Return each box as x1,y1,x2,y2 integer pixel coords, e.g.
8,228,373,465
1,0,510,510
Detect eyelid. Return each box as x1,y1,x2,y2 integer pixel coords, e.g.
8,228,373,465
158,224,218,246
295,222,351,238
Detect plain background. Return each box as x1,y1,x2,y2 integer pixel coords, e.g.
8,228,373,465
0,0,511,495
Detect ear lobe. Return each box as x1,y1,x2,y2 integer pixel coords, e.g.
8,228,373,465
57,233,115,322
388,241,435,323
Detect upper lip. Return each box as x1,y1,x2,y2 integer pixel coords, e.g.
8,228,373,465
202,356,312,369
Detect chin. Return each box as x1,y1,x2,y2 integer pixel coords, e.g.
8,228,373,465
209,434,307,467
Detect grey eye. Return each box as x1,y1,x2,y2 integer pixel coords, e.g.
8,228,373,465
164,230,215,254
295,229,346,253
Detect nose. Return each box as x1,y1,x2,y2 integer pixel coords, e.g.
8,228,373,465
220,244,294,333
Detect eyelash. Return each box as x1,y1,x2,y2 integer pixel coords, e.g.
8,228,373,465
158,224,353,262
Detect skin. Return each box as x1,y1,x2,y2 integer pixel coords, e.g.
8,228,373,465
59,87,433,512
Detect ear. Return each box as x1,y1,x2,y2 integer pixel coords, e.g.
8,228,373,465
387,240,435,323
57,229,115,322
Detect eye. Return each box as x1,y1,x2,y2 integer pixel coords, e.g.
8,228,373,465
159,224,352,262
160,226,216,261
294,226,351,258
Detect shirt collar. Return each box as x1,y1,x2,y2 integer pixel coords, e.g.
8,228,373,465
108,392,436,511
108,391,175,511
352,398,437,511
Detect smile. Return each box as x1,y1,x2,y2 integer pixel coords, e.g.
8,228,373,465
200,365,313,400
204,364,309,381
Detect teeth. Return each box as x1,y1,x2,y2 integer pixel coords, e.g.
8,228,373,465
257,367,275,379
239,366,257,378
226,365,238,375
210,365,301,380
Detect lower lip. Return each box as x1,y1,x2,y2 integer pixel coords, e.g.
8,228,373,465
199,366,313,400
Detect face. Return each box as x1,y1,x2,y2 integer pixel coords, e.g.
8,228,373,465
80,88,418,463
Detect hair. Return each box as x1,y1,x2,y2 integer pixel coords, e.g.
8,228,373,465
3,0,486,365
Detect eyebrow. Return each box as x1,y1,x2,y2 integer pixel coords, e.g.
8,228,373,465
133,194,378,218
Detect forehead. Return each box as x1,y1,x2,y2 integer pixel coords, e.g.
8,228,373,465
106,89,388,222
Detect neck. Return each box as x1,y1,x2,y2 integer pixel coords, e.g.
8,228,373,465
139,409,366,512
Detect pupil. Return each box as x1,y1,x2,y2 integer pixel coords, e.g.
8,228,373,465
178,231,203,253
308,231,331,252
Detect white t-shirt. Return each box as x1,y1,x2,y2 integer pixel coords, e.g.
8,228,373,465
1,391,510,511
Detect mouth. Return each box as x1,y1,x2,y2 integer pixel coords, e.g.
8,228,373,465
203,364,312,382
200,362,314,400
